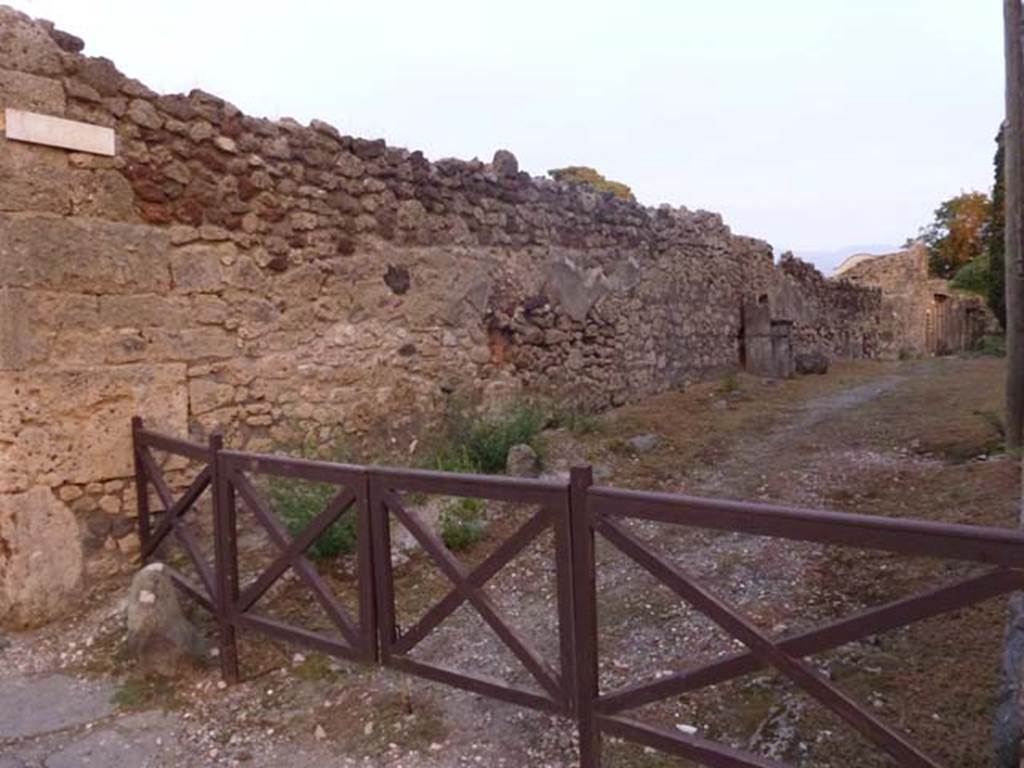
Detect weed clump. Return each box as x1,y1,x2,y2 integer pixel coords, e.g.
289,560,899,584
978,334,1006,357
718,372,740,395
439,497,487,551
265,433,357,560
423,401,546,475
112,676,183,711
549,404,603,436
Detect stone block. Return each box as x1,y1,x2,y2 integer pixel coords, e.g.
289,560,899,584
188,378,235,415
0,8,63,76
0,138,72,214
1,288,44,370
143,326,238,361
0,68,64,114
1,289,102,370
69,169,137,220
0,486,83,627
126,564,203,676
97,294,191,328
0,213,171,293
0,363,187,492
169,242,231,293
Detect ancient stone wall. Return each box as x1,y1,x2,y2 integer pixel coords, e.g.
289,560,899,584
0,6,897,622
841,245,995,356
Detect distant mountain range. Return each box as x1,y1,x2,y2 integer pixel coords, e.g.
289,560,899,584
791,244,902,276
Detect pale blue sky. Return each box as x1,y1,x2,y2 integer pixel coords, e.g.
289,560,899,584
11,1,1005,271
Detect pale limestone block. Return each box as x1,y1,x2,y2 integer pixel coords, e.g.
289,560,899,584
0,487,83,627
0,363,187,492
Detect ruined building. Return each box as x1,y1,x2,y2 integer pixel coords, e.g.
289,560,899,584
836,244,995,356
0,7,991,624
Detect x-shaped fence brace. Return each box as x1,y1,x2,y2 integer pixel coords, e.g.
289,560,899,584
229,468,366,655
592,514,1024,768
135,442,216,611
377,489,570,712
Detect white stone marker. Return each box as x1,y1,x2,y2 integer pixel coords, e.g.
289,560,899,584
3,108,115,156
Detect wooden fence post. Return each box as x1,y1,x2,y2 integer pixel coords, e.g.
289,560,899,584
367,470,397,666
210,430,240,683
131,416,151,556
359,469,379,663
569,465,600,767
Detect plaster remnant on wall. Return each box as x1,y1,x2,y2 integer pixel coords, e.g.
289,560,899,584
547,256,613,322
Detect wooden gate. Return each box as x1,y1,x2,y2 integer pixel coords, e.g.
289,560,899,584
132,419,1024,767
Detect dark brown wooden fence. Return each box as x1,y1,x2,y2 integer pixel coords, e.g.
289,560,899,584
132,417,1024,767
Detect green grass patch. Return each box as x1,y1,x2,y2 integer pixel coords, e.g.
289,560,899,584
549,403,603,436
978,334,1006,357
718,372,740,395
293,652,340,682
439,497,487,551
112,675,183,711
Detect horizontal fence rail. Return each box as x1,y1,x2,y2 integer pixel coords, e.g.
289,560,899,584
131,419,1024,767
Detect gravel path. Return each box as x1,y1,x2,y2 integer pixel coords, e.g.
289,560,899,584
0,358,1010,767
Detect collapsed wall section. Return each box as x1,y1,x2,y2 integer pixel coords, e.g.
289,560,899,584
0,6,891,617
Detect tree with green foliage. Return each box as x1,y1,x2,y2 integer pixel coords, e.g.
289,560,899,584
951,251,993,295
933,129,1007,326
548,166,635,202
914,191,993,279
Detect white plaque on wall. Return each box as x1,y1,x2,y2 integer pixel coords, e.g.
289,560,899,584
3,108,115,156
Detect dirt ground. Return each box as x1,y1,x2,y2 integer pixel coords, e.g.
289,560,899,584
1,355,1020,768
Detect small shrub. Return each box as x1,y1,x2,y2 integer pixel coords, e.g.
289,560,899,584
462,404,546,473
266,432,356,560
978,334,1006,357
269,479,357,560
439,497,487,551
718,372,740,395
422,401,546,475
976,409,1006,440
548,166,635,201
